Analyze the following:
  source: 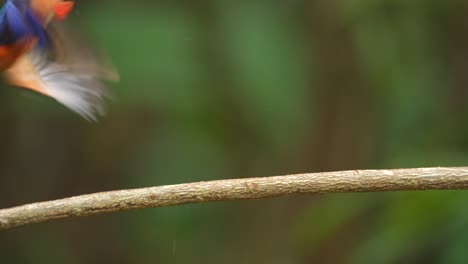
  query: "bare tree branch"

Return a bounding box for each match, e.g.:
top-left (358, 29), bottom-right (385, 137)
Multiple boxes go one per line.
top-left (1, 167), bottom-right (468, 231)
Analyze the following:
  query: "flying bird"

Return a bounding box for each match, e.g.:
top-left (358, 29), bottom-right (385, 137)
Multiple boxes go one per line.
top-left (0, 0), bottom-right (116, 120)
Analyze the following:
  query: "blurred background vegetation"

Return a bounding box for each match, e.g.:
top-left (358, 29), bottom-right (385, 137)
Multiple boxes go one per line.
top-left (2, 0), bottom-right (468, 263)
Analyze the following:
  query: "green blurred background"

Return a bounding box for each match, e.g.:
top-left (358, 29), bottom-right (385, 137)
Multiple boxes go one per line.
top-left (2, 0), bottom-right (468, 263)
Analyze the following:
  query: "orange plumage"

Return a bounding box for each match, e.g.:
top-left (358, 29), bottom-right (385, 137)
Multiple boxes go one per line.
top-left (31, 0), bottom-right (74, 21)
top-left (0, 39), bottom-right (34, 71)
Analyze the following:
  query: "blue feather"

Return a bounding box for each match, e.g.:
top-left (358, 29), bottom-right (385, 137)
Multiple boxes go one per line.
top-left (5, 1), bottom-right (29, 38)
top-left (0, 0), bottom-right (49, 47)
top-left (25, 8), bottom-right (48, 48)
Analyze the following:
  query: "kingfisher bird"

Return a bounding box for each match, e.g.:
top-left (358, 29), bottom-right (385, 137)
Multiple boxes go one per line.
top-left (0, 0), bottom-right (116, 120)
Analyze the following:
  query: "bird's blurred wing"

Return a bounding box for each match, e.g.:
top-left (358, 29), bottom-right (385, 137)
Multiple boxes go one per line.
top-left (5, 48), bottom-right (108, 121)
top-left (47, 23), bottom-right (119, 82)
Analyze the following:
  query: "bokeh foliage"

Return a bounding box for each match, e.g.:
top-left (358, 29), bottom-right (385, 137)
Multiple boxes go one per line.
top-left (1, 0), bottom-right (468, 263)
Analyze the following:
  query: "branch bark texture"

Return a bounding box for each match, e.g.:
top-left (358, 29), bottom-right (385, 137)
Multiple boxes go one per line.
top-left (1, 167), bottom-right (468, 231)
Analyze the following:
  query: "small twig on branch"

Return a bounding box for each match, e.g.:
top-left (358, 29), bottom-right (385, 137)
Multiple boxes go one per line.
top-left (1, 167), bottom-right (468, 231)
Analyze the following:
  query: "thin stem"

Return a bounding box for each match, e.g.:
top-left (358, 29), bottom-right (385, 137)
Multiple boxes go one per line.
top-left (1, 167), bottom-right (468, 231)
